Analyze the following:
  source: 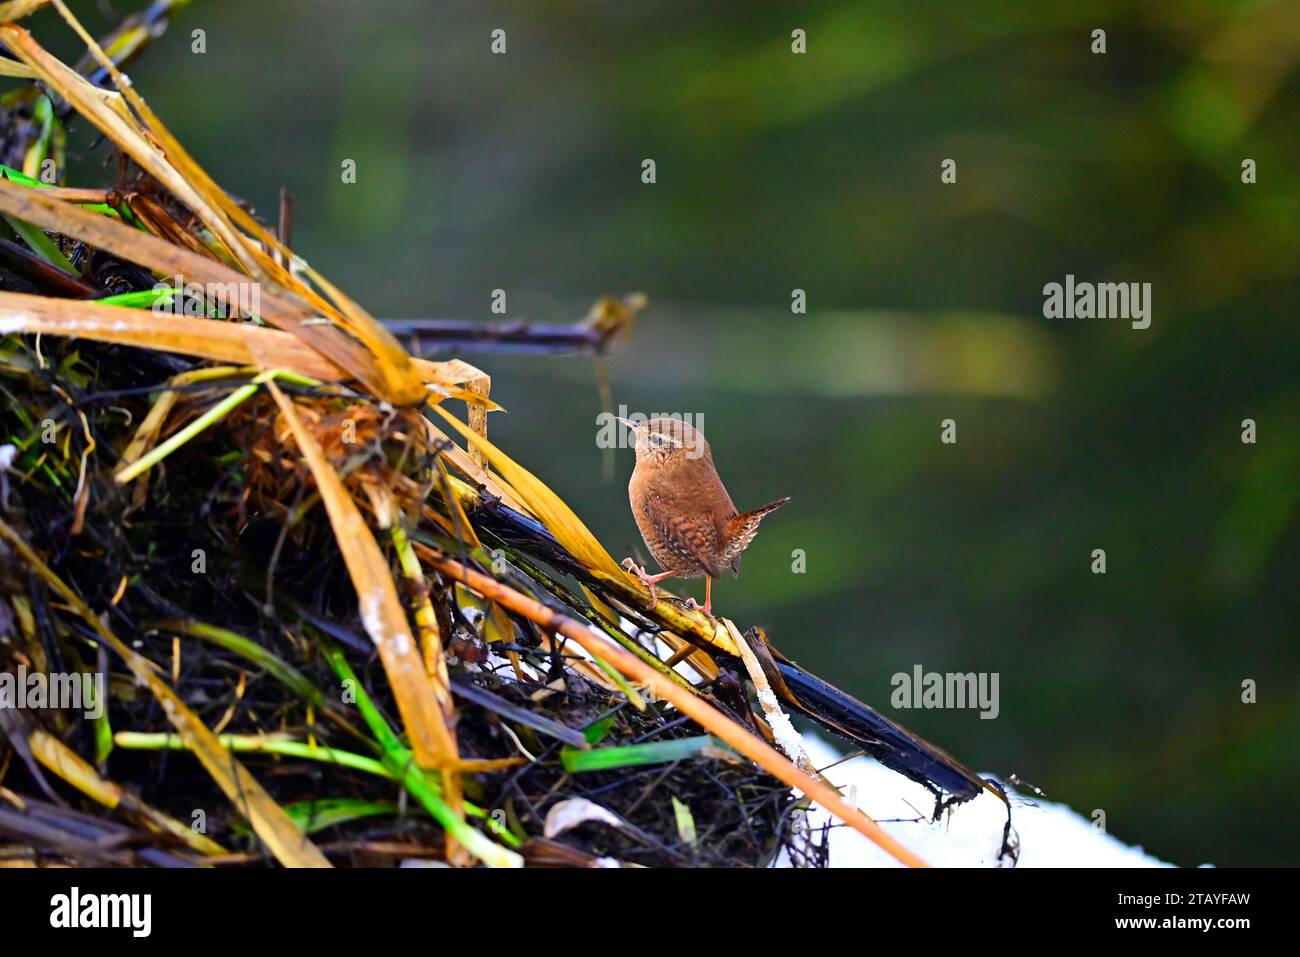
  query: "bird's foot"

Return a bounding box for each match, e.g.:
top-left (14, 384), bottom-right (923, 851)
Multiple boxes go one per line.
top-left (620, 558), bottom-right (660, 609)
top-left (684, 596), bottom-right (716, 621)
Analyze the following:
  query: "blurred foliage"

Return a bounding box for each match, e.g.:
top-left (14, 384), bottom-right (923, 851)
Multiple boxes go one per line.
top-left (35, 0), bottom-right (1300, 864)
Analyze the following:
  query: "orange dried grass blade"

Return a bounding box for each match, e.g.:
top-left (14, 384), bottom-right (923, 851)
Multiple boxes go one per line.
top-left (0, 179), bottom-right (410, 398)
top-left (0, 517), bottom-right (332, 868)
top-left (265, 381), bottom-right (459, 772)
top-left (0, 291), bottom-right (348, 381)
top-left (428, 553), bottom-right (931, 868)
top-left (0, 177), bottom-right (254, 293)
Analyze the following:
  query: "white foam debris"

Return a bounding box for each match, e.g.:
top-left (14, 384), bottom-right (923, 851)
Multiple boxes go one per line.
top-left (727, 620), bottom-right (815, 771)
top-left (753, 681), bottom-right (812, 769)
top-left (787, 733), bottom-right (1173, 868)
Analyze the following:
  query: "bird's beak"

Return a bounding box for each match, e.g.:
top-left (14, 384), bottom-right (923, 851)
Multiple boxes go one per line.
top-left (615, 417), bottom-right (640, 431)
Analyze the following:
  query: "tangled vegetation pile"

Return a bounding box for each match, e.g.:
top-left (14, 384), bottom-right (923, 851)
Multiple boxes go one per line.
top-left (0, 1), bottom-right (997, 869)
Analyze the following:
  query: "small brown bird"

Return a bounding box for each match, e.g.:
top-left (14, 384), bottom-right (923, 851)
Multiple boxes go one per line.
top-left (620, 416), bottom-right (789, 617)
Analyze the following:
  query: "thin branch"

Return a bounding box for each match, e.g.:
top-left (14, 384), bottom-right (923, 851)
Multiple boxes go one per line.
top-left (386, 293), bottom-right (646, 357)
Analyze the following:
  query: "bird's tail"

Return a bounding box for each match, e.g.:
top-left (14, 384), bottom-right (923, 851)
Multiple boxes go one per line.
top-left (723, 497), bottom-right (790, 573)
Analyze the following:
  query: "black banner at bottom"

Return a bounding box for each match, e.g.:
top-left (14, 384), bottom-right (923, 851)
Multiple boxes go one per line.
top-left (0, 865), bottom-right (1280, 943)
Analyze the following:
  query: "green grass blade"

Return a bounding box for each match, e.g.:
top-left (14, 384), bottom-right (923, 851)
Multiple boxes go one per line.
top-left (97, 287), bottom-right (174, 309)
top-left (157, 618), bottom-right (324, 707)
top-left (561, 735), bottom-right (736, 773)
top-left (280, 798), bottom-right (397, 835)
top-left (4, 213), bottom-right (77, 274)
top-left (320, 640), bottom-right (522, 866)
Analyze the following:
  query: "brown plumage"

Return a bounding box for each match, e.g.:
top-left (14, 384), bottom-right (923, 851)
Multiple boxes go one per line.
top-left (620, 416), bottom-right (789, 616)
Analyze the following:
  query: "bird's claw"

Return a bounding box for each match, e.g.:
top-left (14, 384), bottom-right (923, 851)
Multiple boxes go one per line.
top-left (684, 597), bottom-right (716, 621)
top-left (620, 558), bottom-right (659, 609)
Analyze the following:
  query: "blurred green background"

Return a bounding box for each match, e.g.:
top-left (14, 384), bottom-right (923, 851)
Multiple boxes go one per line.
top-left (48, 1), bottom-right (1300, 865)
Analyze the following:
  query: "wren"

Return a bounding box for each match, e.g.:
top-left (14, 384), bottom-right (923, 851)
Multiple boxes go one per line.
top-left (619, 416), bottom-right (789, 617)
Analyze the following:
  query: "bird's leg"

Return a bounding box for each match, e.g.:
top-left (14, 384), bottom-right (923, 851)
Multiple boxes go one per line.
top-left (685, 577), bottom-right (716, 620)
top-left (620, 558), bottom-right (673, 608)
